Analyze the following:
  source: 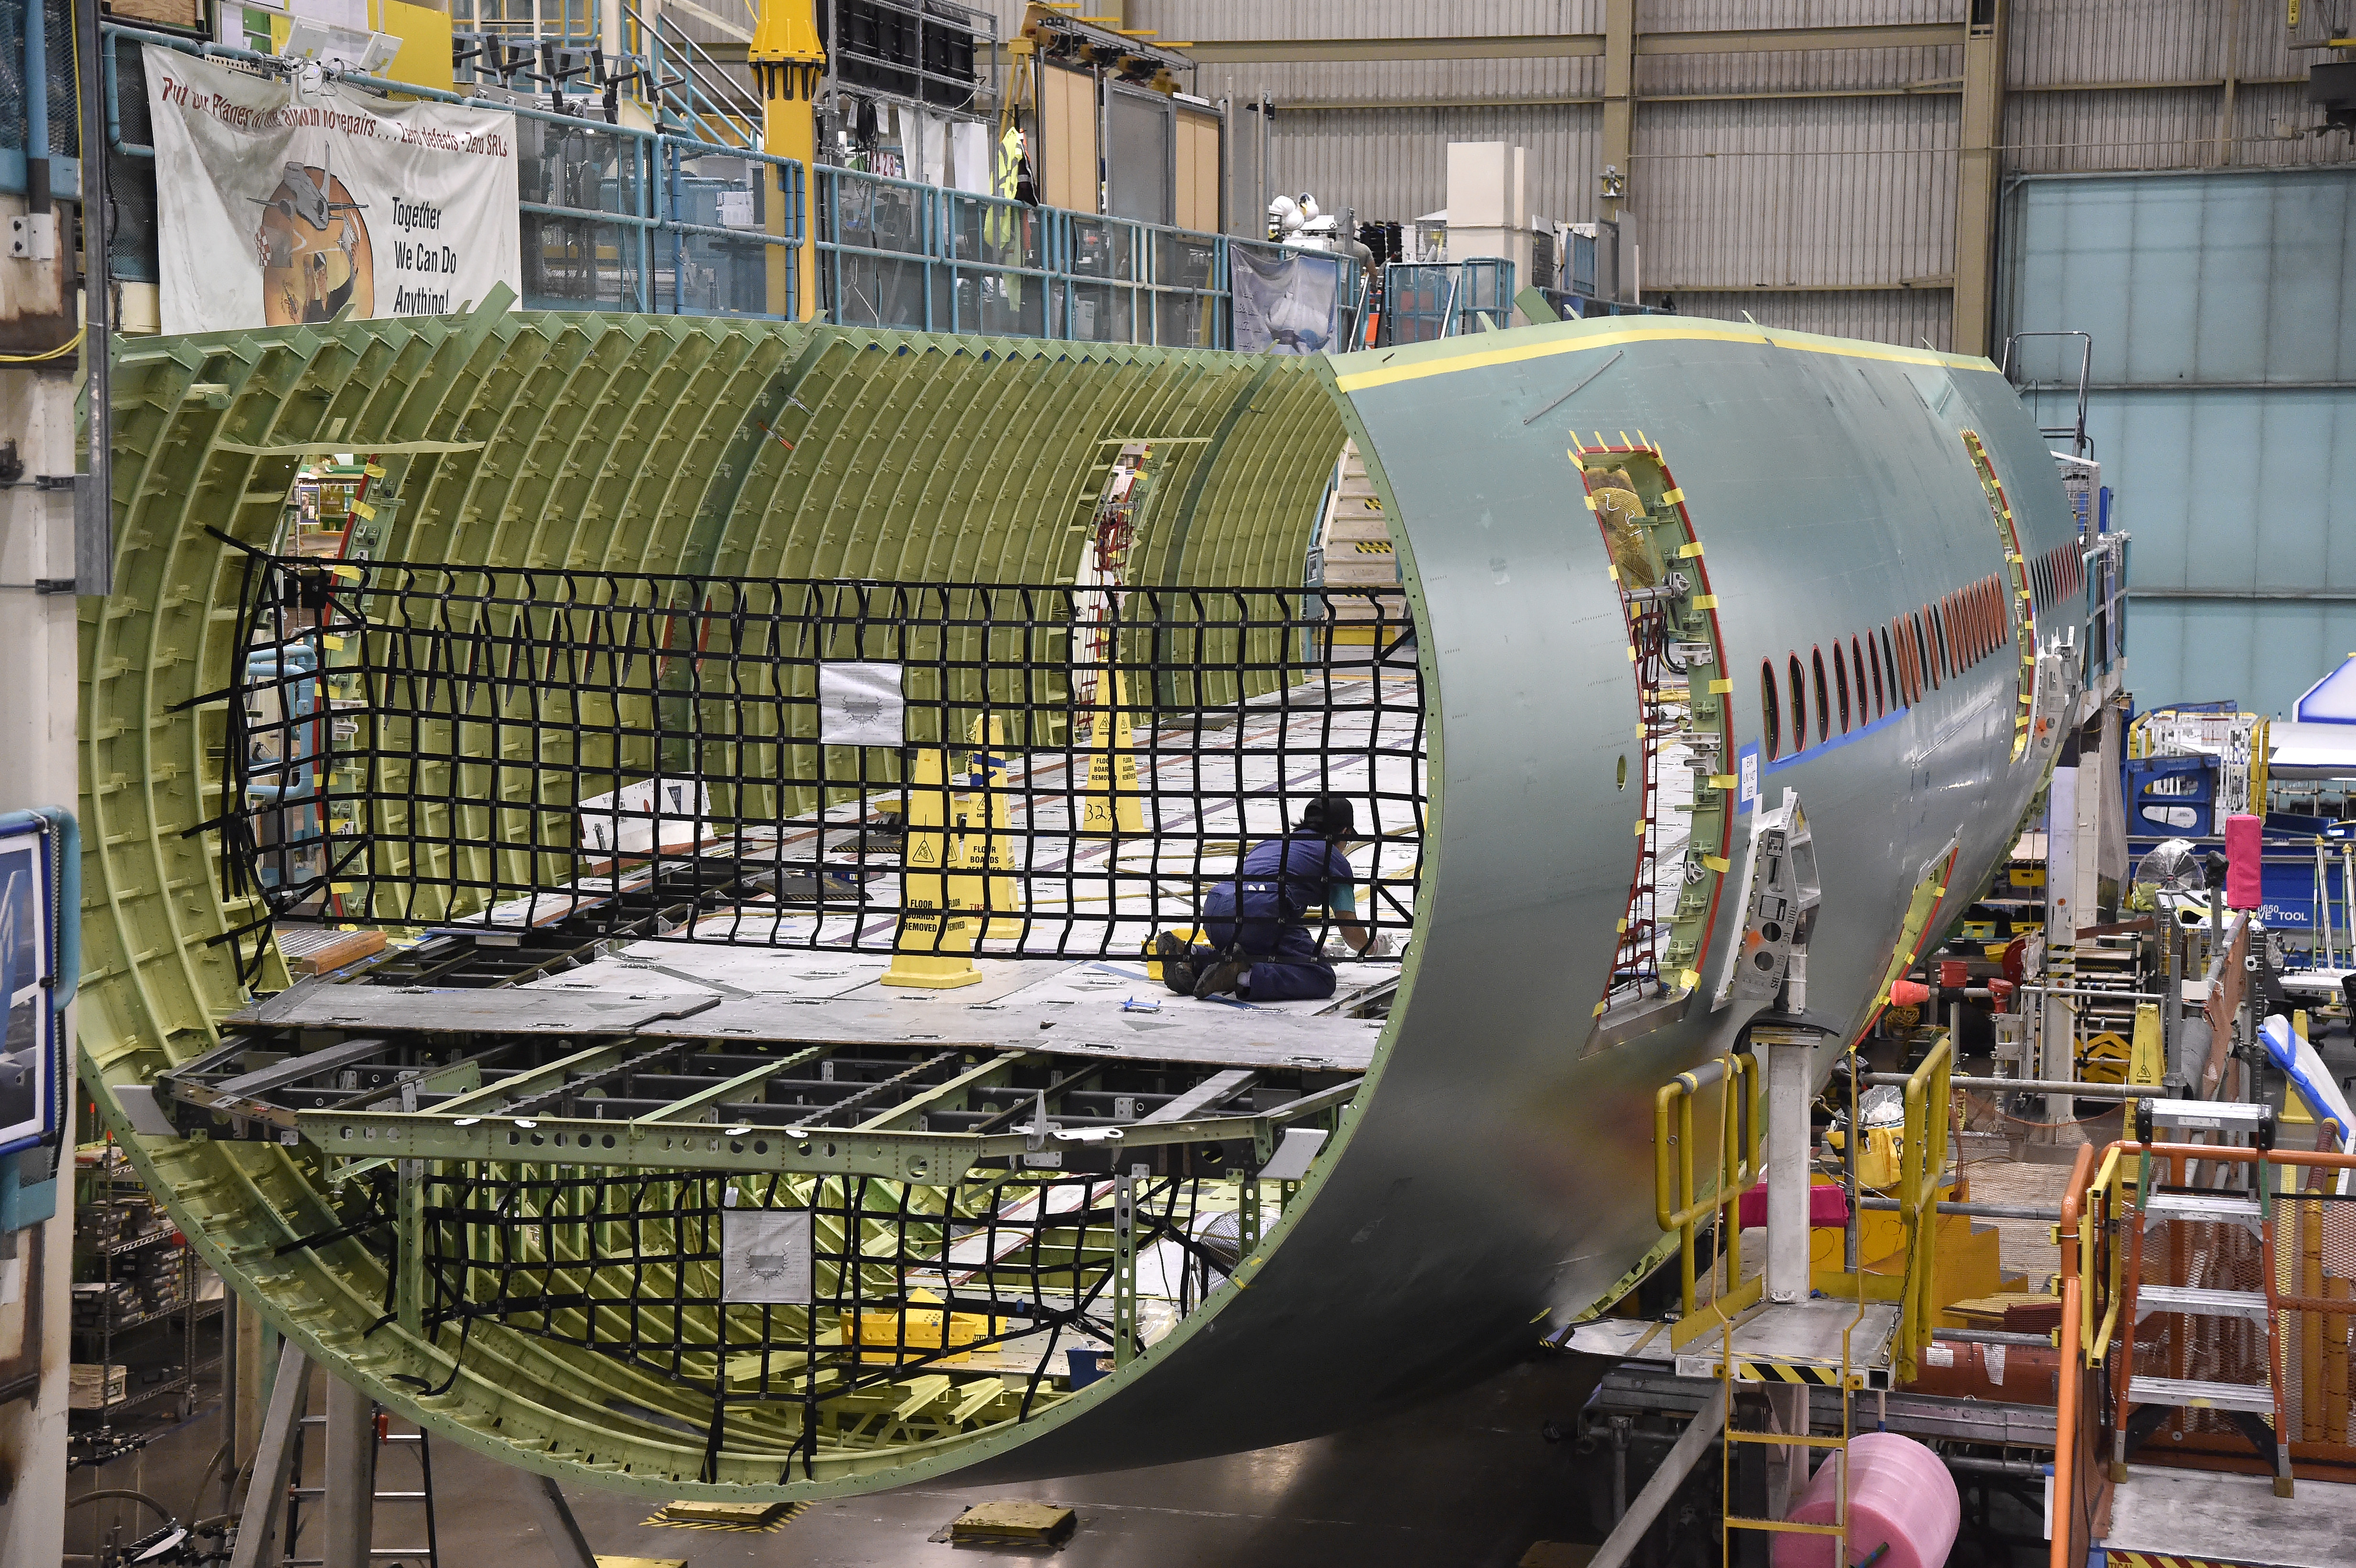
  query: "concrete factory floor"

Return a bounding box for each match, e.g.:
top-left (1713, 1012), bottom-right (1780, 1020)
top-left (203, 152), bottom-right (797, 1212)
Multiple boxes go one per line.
top-left (67, 1350), bottom-right (1617, 1567)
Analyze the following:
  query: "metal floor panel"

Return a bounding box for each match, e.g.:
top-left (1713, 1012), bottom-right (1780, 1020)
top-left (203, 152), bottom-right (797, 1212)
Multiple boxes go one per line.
top-left (234, 984), bottom-right (724, 1034)
top-left (651, 994), bottom-right (1386, 1071)
top-left (2102, 1467), bottom-right (2356, 1568)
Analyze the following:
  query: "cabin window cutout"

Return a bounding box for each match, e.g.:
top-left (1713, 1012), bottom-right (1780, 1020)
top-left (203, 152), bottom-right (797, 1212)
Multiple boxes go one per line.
top-left (1763, 661), bottom-right (1781, 760)
top-left (1833, 643), bottom-right (1851, 733)
top-left (1789, 654), bottom-right (1809, 751)
top-left (1959, 429), bottom-right (2039, 762)
top-left (1811, 648), bottom-right (1831, 742)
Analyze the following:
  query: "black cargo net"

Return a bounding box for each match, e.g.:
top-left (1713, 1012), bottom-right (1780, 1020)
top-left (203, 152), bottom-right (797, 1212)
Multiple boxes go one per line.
top-left (217, 552), bottom-right (1424, 982)
top-left (374, 1159), bottom-right (1265, 1480)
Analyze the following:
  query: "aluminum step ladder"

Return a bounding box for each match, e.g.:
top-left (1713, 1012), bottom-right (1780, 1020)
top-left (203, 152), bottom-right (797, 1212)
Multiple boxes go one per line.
top-left (2114, 1099), bottom-right (2293, 1496)
top-left (283, 1405), bottom-right (442, 1567)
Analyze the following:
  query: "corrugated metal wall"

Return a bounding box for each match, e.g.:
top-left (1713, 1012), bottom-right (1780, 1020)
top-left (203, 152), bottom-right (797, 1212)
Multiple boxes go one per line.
top-left (1113, 0), bottom-right (2354, 353)
top-left (2001, 167), bottom-right (2356, 716)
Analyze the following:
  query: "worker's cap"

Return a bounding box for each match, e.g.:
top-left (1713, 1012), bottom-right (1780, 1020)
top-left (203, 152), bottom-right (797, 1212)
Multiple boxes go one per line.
top-left (1298, 795), bottom-right (1355, 840)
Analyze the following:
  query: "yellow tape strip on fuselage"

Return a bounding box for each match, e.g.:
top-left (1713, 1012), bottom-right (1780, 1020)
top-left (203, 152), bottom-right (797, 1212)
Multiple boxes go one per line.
top-left (1333, 319), bottom-right (1990, 395)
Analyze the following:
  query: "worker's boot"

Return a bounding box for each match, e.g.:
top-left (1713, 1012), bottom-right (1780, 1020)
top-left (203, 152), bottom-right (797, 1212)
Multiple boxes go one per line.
top-left (1156, 933), bottom-right (1200, 995)
top-left (1190, 952), bottom-right (1248, 999)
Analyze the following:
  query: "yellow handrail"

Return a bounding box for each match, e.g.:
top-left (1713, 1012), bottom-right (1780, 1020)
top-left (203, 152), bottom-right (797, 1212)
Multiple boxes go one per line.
top-left (2084, 1143), bottom-right (2126, 1361)
top-left (2050, 1142), bottom-right (2099, 1568)
top-left (1652, 1053), bottom-right (1761, 1341)
top-left (1892, 1031), bottom-right (1952, 1381)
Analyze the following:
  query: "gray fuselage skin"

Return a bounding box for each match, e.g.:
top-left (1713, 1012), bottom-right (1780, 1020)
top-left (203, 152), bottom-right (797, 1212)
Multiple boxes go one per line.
top-left (966, 319), bottom-right (2073, 1480)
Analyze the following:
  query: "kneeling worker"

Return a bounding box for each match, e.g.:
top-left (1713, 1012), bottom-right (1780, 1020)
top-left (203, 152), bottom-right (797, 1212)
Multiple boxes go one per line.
top-left (1158, 795), bottom-right (1377, 1002)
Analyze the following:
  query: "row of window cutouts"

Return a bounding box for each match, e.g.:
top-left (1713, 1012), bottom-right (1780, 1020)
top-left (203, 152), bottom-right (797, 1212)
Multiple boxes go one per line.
top-left (1763, 557), bottom-right (2042, 762)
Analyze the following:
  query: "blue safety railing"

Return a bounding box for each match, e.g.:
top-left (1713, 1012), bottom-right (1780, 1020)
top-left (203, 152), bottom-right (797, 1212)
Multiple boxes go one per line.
top-left (1379, 260), bottom-right (1516, 345)
top-left (99, 21), bottom-right (801, 318)
top-left (817, 163), bottom-right (1239, 347)
top-left (92, 21), bottom-right (1351, 348)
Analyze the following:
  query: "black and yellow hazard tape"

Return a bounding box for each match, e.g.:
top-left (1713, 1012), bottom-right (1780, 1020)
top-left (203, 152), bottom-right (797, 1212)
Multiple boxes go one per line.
top-left (642, 1500), bottom-right (809, 1534)
top-left (1702, 1357), bottom-right (1880, 1389)
top-left (2106, 1553), bottom-right (2268, 1568)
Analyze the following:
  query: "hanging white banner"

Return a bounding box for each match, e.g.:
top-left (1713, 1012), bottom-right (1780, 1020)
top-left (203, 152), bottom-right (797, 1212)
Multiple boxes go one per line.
top-left (143, 45), bottom-right (521, 334)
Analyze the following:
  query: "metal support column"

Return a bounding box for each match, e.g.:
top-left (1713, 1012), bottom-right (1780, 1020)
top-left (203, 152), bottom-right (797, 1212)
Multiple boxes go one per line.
top-left (520, 1471), bottom-right (599, 1568)
top-left (322, 1374), bottom-right (377, 1568)
top-left (229, 1339), bottom-right (312, 1568)
top-left (1765, 1037), bottom-right (1812, 1305)
top-left (78, 0), bottom-right (115, 592)
top-left (1952, 0), bottom-right (2007, 356)
top-left (396, 1154), bottom-right (425, 1335)
top-left (1112, 1166), bottom-right (1138, 1365)
top-left (1590, 1383), bottom-right (1729, 1568)
top-left (1761, 1383), bottom-right (1809, 1521)
top-left (1601, 0), bottom-right (1634, 226)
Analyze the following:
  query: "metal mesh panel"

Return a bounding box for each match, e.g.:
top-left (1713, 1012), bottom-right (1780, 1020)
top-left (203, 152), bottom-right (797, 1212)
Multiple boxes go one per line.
top-left (223, 552), bottom-right (1426, 976)
top-left (105, 34), bottom-right (159, 283)
top-left (393, 1156), bottom-right (1255, 1480)
top-left (0, 0), bottom-right (24, 155)
top-left (2280, 1188), bottom-right (2355, 1448)
top-left (41, 0), bottom-right (69, 159)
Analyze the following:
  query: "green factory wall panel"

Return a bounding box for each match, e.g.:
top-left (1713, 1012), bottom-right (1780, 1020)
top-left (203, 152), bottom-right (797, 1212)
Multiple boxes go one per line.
top-left (2002, 165), bottom-right (2356, 715)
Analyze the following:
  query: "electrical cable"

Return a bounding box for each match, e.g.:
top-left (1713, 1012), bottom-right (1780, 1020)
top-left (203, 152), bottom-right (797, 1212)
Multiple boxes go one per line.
top-left (0, 328), bottom-right (85, 363)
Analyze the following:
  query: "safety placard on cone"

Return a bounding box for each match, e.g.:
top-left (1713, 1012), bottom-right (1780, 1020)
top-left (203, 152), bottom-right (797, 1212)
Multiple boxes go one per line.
top-left (143, 44), bottom-right (521, 334)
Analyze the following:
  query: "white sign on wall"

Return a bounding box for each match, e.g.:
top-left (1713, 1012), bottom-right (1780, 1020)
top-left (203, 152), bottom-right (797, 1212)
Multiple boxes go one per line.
top-left (143, 44), bottom-right (521, 334)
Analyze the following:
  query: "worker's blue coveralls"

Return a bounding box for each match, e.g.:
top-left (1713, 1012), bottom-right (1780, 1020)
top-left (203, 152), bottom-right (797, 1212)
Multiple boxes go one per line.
top-left (1200, 831), bottom-right (1356, 1002)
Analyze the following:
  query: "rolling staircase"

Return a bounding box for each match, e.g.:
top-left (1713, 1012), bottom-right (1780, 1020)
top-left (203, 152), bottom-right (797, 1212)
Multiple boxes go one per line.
top-left (1312, 443), bottom-right (1407, 656)
top-left (2113, 1099), bottom-right (2294, 1496)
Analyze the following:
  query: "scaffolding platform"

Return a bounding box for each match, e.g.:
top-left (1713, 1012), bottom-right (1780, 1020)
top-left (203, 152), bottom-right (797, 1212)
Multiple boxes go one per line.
top-left (1667, 1299), bottom-right (1903, 1390)
top-left (1567, 1301), bottom-right (1904, 1394)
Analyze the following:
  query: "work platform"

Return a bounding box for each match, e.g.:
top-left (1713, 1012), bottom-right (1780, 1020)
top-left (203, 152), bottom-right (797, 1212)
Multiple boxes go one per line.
top-left (1566, 1300), bottom-right (1906, 1391)
top-left (237, 951), bottom-right (1393, 1073)
top-left (2099, 1467), bottom-right (2356, 1568)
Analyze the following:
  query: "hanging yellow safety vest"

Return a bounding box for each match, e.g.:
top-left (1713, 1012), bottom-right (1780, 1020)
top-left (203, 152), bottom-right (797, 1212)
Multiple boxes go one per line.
top-left (985, 125), bottom-right (1024, 310)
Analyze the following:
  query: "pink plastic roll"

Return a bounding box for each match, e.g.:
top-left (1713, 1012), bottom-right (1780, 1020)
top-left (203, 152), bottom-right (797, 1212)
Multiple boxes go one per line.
top-left (1770, 1431), bottom-right (1958, 1568)
top-left (2224, 813), bottom-right (2262, 911)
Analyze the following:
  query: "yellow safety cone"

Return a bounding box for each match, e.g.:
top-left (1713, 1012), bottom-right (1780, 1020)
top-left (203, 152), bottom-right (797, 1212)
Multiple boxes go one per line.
top-left (2127, 1002), bottom-right (2164, 1086)
top-left (1079, 669), bottom-right (1144, 838)
top-left (883, 746), bottom-right (983, 989)
top-left (956, 713), bottom-right (1025, 939)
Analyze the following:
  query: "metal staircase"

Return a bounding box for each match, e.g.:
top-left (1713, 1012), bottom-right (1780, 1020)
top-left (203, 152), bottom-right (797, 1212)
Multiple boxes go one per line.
top-left (628, 2), bottom-right (763, 150)
top-left (2113, 1099), bottom-right (2294, 1496)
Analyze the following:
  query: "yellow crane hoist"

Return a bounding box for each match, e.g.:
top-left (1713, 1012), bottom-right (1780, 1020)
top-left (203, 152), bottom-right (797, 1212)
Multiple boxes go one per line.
top-left (750, 0), bottom-right (824, 320)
